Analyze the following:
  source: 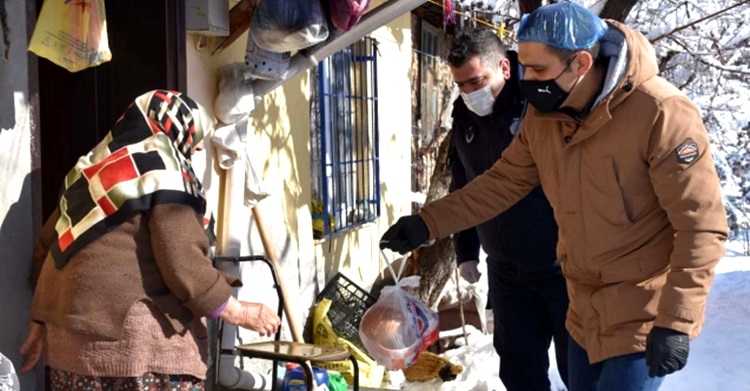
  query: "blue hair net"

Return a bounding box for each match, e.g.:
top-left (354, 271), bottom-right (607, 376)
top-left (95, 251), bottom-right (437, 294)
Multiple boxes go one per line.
top-left (517, 2), bottom-right (608, 51)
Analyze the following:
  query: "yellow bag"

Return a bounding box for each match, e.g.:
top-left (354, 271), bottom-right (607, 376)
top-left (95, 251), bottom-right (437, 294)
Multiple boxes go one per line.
top-left (312, 298), bottom-right (385, 388)
top-left (28, 0), bottom-right (111, 72)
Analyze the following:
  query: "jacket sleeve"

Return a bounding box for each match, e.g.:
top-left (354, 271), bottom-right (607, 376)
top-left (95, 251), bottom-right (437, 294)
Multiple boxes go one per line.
top-left (149, 203), bottom-right (239, 318)
top-left (449, 133), bottom-right (480, 264)
top-left (30, 208), bottom-right (60, 286)
top-left (647, 95), bottom-right (728, 335)
top-left (421, 120), bottom-right (540, 240)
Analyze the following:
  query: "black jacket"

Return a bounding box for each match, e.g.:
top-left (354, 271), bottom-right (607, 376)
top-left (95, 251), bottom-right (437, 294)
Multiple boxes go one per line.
top-left (449, 52), bottom-right (559, 274)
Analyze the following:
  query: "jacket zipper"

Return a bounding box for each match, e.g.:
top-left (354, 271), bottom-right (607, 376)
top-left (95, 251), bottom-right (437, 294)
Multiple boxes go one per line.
top-left (564, 123), bottom-right (581, 144)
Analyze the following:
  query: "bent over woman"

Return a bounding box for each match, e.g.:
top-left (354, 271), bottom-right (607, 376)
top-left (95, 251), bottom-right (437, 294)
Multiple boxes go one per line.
top-left (20, 90), bottom-right (280, 390)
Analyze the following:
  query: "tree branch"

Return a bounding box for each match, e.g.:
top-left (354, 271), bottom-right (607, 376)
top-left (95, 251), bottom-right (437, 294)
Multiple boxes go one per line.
top-left (696, 58), bottom-right (750, 75)
top-left (667, 36), bottom-right (750, 75)
top-left (658, 49), bottom-right (678, 72)
top-left (650, 0), bottom-right (750, 43)
top-left (677, 72), bottom-right (696, 90)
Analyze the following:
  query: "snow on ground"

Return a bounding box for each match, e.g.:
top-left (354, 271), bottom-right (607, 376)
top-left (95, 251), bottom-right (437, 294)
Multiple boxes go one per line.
top-left (390, 240), bottom-right (750, 390)
top-left (663, 239), bottom-right (750, 391)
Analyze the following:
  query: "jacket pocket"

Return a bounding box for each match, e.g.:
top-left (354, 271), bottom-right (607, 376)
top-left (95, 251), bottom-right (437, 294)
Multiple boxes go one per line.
top-left (591, 270), bottom-right (665, 335)
top-left (598, 244), bottom-right (671, 284)
top-left (592, 249), bottom-right (670, 334)
top-left (585, 157), bottom-right (632, 227)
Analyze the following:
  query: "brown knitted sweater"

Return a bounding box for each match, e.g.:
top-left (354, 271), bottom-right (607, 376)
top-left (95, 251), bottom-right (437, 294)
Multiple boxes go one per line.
top-left (30, 203), bottom-right (240, 378)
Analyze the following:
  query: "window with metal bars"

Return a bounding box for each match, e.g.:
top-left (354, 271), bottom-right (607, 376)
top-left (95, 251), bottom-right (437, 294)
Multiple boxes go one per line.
top-left (310, 37), bottom-right (380, 239)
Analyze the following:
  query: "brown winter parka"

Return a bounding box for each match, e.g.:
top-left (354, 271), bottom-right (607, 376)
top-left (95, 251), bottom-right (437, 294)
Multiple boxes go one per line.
top-left (419, 20), bottom-right (728, 363)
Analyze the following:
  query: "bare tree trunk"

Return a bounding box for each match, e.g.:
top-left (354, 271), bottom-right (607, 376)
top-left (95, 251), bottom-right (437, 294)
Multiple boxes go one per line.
top-left (402, 133), bottom-right (456, 307)
top-left (422, 133), bottom-right (453, 205)
top-left (519, 0), bottom-right (640, 21)
top-left (599, 0), bottom-right (640, 22)
top-left (518, 0), bottom-right (543, 15)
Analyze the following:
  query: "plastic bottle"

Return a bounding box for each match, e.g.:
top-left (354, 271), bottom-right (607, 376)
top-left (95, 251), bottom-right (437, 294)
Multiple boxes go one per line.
top-left (281, 364), bottom-right (330, 391)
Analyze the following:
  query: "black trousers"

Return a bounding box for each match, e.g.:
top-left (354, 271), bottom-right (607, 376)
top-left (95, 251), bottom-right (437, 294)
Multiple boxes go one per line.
top-left (487, 260), bottom-right (570, 391)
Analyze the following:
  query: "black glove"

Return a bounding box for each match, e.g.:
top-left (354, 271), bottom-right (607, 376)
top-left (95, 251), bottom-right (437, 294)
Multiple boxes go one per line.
top-left (379, 215), bottom-right (430, 254)
top-left (645, 326), bottom-right (689, 378)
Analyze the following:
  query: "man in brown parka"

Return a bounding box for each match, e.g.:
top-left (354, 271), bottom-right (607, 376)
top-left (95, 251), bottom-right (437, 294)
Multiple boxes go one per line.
top-left (380, 3), bottom-right (728, 390)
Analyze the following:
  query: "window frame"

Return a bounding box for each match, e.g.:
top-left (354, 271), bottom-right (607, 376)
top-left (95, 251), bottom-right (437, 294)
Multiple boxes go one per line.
top-left (311, 37), bottom-right (381, 238)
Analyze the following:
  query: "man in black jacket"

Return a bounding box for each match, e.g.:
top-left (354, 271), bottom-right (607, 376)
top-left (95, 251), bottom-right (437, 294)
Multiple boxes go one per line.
top-left (447, 28), bottom-right (569, 390)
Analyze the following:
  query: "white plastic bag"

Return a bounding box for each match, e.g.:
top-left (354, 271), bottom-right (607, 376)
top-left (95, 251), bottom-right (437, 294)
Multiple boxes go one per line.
top-left (214, 63), bottom-right (256, 125)
top-left (359, 275), bottom-right (440, 370)
top-left (250, 0), bottom-right (329, 52)
top-left (244, 33), bottom-right (291, 81)
top-left (0, 352), bottom-right (20, 391)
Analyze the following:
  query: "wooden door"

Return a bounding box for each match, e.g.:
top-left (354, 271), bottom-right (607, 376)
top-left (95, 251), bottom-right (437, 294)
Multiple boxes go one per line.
top-left (37, 0), bottom-right (186, 218)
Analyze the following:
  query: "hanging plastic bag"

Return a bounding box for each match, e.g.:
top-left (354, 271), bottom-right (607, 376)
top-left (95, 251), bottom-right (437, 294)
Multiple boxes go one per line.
top-left (359, 252), bottom-right (439, 370)
top-left (0, 352), bottom-right (20, 391)
top-left (244, 33), bottom-right (291, 81)
top-left (214, 63), bottom-right (256, 125)
top-left (359, 276), bottom-right (440, 370)
top-left (250, 0), bottom-right (329, 52)
top-left (28, 0), bottom-right (111, 73)
top-left (327, 0), bottom-right (371, 32)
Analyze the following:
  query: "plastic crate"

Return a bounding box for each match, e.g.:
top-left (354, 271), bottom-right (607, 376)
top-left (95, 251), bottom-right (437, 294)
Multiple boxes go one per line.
top-left (315, 272), bottom-right (377, 351)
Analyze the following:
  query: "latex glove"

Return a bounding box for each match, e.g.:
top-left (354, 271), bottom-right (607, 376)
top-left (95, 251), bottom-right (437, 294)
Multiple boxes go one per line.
top-left (458, 261), bottom-right (481, 283)
top-left (379, 215), bottom-right (430, 254)
top-left (220, 297), bottom-right (282, 337)
top-left (20, 322), bottom-right (45, 373)
top-left (646, 326), bottom-right (689, 377)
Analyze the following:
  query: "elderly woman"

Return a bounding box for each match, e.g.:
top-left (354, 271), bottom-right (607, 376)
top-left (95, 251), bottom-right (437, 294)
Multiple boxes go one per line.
top-left (20, 90), bottom-right (280, 390)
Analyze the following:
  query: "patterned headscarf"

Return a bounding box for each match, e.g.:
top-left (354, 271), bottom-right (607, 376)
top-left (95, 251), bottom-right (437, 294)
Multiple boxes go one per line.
top-left (50, 90), bottom-right (216, 269)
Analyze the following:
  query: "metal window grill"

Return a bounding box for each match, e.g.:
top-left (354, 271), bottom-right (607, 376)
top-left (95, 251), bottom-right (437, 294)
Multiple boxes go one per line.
top-left (311, 37), bottom-right (380, 238)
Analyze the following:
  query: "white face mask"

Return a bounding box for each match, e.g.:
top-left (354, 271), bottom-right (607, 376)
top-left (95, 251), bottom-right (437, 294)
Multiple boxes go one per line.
top-left (460, 84), bottom-right (495, 117)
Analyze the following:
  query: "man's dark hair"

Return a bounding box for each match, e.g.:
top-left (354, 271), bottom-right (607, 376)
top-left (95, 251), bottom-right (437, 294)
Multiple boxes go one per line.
top-left (448, 28), bottom-right (507, 69)
top-left (546, 42), bottom-right (601, 64)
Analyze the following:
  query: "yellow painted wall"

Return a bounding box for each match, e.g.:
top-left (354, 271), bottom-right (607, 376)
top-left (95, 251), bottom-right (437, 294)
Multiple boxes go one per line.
top-left (185, 0), bottom-right (414, 308)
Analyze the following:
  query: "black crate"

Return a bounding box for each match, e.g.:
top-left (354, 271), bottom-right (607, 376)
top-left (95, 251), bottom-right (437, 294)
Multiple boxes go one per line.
top-left (315, 272), bottom-right (377, 351)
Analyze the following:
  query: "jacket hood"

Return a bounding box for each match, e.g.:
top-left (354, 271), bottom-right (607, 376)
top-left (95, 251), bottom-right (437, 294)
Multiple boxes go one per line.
top-left (594, 20), bottom-right (660, 109)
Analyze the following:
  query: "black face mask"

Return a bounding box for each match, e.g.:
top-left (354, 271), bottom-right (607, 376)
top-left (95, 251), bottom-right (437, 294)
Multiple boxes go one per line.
top-left (519, 57), bottom-right (576, 113)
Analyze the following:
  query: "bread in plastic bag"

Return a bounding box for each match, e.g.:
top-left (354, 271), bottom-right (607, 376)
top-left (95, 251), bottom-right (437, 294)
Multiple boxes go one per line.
top-left (358, 276), bottom-right (439, 370)
top-left (28, 0), bottom-right (111, 73)
top-left (250, 0), bottom-right (329, 52)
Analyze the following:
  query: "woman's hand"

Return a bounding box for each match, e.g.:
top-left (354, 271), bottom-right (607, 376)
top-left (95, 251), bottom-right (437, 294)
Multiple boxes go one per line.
top-left (220, 297), bottom-right (281, 337)
top-left (19, 322), bottom-right (44, 373)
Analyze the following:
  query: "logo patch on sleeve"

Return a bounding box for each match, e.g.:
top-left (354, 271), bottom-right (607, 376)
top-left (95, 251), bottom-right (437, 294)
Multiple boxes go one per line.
top-left (675, 140), bottom-right (699, 164)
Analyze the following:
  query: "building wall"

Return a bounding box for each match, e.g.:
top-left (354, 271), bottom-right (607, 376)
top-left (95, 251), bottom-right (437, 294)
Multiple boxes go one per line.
top-left (185, 0), bottom-right (414, 336)
top-left (0, 0), bottom-right (44, 389)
